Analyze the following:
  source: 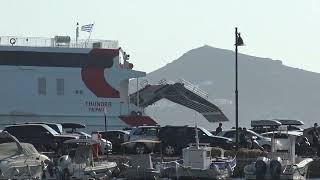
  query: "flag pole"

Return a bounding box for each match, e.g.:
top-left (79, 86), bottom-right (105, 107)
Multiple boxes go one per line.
top-left (85, 22), bottom-right (95, 48)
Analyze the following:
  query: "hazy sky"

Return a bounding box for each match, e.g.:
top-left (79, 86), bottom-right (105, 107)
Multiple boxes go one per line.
top-left (1, 0), bottom-right (320, 73)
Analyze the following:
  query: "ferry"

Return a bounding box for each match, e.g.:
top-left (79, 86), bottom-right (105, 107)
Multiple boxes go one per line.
top-left (0, 36), bottom-right (156, 130)
top-left (0, 35), bottom-right (228, 131)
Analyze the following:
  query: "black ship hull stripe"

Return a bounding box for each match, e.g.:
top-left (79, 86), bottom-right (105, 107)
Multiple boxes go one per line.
top-left (0, 50), bottom-right (115, 68)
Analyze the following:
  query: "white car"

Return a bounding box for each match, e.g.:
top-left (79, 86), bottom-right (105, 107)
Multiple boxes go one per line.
top-left (126, 126), bottom-right (160, 154)
top-left (217, 129), bottom-right (271, 151)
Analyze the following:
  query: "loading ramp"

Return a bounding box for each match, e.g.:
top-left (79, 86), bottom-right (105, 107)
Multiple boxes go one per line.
top-left (130, 79), bottom-right (229, 123)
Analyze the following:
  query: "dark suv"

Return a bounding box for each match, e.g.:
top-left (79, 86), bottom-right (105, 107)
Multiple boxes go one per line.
top-left (4, 124), bottom-right (77, 153)
top-left (158, 125), bottom-right (235, 156)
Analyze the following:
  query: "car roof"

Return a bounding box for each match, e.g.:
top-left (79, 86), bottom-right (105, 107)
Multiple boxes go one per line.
top-left (221, 129), bottom-right (253, 132)
top-left (5, 123), bottom-right (56, 132)
top-left (134, 125), bottom-right (160, 128)
top-left (108, 130), bottom-right (130, 133)
top-left (7, 123), bottom-right (50, 128)
top-left (161, 125), bottom-right (207, 129)
top-left (220, 129), bottom-right (262, 135)
top-left (92, 130), bottom-right (130, 134)
top-left (16, 122), bottom-right (61, 126)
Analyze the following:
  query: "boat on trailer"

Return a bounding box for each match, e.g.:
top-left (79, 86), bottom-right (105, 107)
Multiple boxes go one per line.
top-left (160, 126), bottom-right (236, 179)
top-left (244, 126), bottom-right (313, 180)
top-left (120, 140), bottom-right (162, 179)
top-left (44, 138), bottom-right (118, 180)
top-left (0, 131), bottom-right (50, 179)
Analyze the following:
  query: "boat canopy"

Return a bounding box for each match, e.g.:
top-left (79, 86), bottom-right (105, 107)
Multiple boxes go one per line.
top-left (274, 119), bottom-right (304, 126)
top-left (61, 123), bottom-right (86, 129)
top-left (251, 120), bottom-right (282, 127)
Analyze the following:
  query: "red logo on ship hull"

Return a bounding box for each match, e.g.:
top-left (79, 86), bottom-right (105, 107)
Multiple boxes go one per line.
top-left (81, 49), bottom-right (120, 98)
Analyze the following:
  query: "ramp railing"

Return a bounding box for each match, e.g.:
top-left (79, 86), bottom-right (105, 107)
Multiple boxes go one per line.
top-left (177, 79), bottom-right (209, 99)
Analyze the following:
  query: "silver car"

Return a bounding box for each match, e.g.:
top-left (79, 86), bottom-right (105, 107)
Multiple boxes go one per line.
top-left (126, 126), bottom-right (160, 154)
top-left (217, 129), bottom-right (271, 151)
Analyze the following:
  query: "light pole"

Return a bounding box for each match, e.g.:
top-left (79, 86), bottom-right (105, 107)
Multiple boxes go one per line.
top-left (235, 27), bottom-right (244, 150)
top-left (104, 107), bottom-right (108, 132)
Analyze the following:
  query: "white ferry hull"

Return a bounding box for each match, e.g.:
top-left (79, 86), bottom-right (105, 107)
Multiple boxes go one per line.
top-left (0, 41), bottom-right (157, 130)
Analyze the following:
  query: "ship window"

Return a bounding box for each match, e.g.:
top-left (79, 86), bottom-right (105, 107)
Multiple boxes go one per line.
top-left (56, 78), bottom-right (64, 96)
top-left (38, 77), bottom-right (46, 95)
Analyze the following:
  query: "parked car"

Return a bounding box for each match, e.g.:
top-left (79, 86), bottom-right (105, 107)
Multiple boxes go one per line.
top-left (17, 122), bottom-right (63, 134)
top-left (217, 129), bottom-right (271, 151)
top-left (126, 125), bottom-right (160, 154)
top-left (20, 122), bottom-right (91, 139)
top-left (93, 130), bottom-right (130, 153)
top-left (158, 125), bottom-right (235, 156)
top-left (3, 124), bottom-right (77, 153)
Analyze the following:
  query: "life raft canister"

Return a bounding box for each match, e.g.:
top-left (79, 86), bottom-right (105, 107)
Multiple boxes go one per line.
top-left (10, 38), bottom-right (16, 45)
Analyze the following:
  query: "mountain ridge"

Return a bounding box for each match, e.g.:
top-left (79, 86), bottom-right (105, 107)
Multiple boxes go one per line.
top-left (131, 45), bottom-right (320, 130)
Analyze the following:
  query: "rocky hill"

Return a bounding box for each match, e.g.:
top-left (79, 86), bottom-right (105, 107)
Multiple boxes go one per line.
top-left (130, 45), bottom-right (320, 130)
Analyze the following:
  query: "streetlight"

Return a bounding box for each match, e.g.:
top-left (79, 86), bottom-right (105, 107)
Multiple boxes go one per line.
top-left (235, 27), bottom-right (244, 150)
top-left (104, 107), bottom-right (108, 132)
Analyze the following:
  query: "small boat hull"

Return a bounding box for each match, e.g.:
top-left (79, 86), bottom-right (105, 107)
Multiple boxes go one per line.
top-left (161, 157), bottom-right (236, 179)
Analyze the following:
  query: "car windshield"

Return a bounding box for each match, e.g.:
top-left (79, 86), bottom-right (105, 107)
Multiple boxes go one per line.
top-left (216, 131), bottom-right (223, 136)
top-left (199, 127), bottom-right (214, 136)
top-left (247, 130), bottom-right (264, 138)
top-left (83, 132), bottom-right (91, 137)
top-left (47, 124), bottom-right (63, 134)
top-left (45, 126), bottom-right (59, 135)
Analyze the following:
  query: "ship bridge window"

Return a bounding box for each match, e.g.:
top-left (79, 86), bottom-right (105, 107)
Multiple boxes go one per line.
top-left (38, 77), bottom-right (46, 95)
top-left (56, 78), bottom-right (64, 96)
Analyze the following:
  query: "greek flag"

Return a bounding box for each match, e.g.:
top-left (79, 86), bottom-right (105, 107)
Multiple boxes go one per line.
top-left (81, 24), bottom-right (94, 32)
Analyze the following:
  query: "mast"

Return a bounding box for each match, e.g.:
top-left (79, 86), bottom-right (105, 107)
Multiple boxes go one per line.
top-left (195, 124), bottom-right (199, 149)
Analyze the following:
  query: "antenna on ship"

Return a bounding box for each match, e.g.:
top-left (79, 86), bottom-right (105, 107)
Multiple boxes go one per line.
top-left (76, 22), bottom-right (79, 46)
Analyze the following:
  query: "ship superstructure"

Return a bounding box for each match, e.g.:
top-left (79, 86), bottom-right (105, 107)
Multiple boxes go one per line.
top-left (0, 36), bottom-right (156, 130)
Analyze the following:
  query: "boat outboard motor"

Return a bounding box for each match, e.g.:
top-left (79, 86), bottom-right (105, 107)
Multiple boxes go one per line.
top-left (255, 157), bottom-right (268, 180)
top-left (270, 157), bottom-right (282, 180)
top-left (226, 163), bottom-right (233, 176)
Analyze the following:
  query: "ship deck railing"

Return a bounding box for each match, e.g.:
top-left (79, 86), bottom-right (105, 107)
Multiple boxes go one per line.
top-left (0, 36), bottom-right (118, 49)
